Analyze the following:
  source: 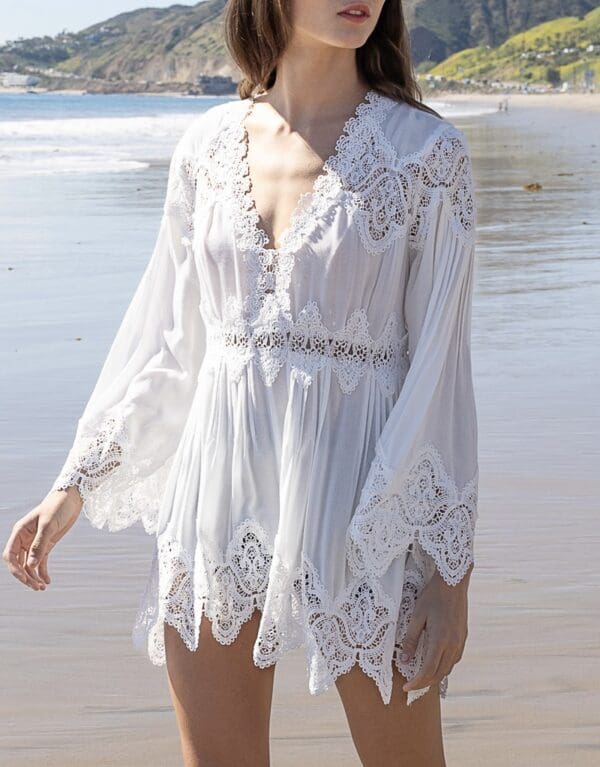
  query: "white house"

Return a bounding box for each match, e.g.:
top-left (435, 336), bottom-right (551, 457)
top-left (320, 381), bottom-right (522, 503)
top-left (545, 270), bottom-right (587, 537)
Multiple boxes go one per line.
top-left (1, 72), bottom-right (41, 87)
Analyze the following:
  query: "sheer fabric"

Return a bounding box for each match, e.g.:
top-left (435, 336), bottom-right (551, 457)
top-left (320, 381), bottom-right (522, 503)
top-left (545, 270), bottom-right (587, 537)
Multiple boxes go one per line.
top-left (51, 89), bottom-right (479, 705)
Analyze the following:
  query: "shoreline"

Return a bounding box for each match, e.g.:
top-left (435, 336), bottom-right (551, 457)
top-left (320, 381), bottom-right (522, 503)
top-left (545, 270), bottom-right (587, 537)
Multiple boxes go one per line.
top-left (1, 86), bottom-right (599, 112)
top-left (426, 90), bottom-right (600, 113)
top-left (0, 86), bottom-right (232, 98)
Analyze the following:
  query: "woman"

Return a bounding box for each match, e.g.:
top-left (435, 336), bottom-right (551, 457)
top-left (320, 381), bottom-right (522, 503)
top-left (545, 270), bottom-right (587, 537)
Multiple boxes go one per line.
top-left (3, 1), bottom-right (479, 765)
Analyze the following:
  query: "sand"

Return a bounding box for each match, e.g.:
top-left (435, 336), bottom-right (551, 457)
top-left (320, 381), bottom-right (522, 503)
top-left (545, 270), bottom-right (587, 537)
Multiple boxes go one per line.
top-left (1, 92), bottom-right (599, 766)
top-left (430, 90), bottom-right (600, 113)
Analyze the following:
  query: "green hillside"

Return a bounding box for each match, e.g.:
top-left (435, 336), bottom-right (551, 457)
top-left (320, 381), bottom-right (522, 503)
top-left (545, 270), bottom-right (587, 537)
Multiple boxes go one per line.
top-left (406, 0), bottom-right (598, 64)
top-left (0, 0), bottom-right (234, 93)
top-left (427, 7), bottom-right (600, 86)
top-left (55, 0), bottom-right (230, 81)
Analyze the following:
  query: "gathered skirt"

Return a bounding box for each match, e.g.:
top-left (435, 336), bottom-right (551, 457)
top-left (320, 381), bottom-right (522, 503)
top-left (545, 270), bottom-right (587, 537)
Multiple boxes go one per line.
top-left (130, 351), bottom-right (448, 706)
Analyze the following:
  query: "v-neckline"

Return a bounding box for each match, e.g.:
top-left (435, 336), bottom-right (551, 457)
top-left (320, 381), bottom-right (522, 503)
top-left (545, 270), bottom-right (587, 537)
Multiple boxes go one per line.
top-left (236, 87), bottom-right (382, 255)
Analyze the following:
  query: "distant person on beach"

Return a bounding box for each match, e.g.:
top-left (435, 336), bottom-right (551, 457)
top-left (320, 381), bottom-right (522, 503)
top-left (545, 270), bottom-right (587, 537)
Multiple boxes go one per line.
top-left (3, 1), bottom-right (479, 765)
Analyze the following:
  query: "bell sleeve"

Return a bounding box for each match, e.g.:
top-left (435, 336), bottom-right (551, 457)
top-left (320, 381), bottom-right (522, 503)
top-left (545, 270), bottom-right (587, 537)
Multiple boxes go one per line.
top-left (49, 122), bottom-right (204, 535)
top-left (347, 124), bottom-right (479, 589)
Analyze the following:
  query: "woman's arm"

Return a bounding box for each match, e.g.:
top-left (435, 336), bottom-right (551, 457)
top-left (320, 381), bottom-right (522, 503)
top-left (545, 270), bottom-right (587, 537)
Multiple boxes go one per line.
top-left (48, 121), bottom-right (204, 534)
top-left (347, 122), bottom-right (479, 698)
top-left (3, 117), bottom-right (206, 588)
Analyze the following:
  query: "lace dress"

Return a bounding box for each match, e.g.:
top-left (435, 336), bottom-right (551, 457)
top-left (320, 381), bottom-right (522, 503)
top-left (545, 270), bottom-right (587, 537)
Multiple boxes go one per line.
top-left (51, 88), bottom-right (479, 706)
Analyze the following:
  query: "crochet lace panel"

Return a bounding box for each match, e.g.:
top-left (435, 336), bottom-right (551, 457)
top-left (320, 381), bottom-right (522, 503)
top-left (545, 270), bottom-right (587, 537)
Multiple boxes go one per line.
top-left (164, 140), bottom-right (197, 242)
top-left (131, 512), bottom-right (450, 708)
top-left (205, 296), bottom-right (410, 396)
top-left (406, 124), bottom-right (476, 253)
top-left (196, 92), bottom-right (475, 322)
top-left (193, 92), bottom-right (474, 393)
top-left (347, 442), bottom-right (478, 587)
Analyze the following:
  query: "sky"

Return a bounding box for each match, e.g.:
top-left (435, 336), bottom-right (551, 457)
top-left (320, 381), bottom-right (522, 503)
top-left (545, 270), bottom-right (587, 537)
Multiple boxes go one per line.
top-left (0, 1), bottom-right (200, 45)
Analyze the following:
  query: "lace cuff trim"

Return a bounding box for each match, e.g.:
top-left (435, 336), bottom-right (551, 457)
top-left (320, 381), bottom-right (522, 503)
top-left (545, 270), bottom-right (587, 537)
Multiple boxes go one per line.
top-left (50, 409), bottom-right (168, 534)
top-left (346, 442), bottom-right (478, 587)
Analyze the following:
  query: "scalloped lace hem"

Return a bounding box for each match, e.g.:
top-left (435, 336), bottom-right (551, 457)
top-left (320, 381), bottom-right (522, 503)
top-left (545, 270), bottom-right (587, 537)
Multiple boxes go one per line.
top-left (131, 517), bottom-right (450, 707)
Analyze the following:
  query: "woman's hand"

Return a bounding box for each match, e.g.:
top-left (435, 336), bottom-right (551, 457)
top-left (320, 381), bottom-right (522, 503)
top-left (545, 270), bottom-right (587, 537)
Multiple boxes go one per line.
top-left (399, 564), bottom-right (473, 693)
top-left (2, 487), bottom-right (83, 591)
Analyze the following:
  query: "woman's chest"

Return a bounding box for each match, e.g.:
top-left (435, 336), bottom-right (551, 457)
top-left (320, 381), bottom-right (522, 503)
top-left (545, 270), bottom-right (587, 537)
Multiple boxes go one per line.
top-left (192, 97), bottom-right (419, 267)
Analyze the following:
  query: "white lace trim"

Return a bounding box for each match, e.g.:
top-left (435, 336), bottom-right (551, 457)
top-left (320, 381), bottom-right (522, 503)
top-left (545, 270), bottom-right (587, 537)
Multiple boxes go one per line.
top-left (195, 93), bottom-right (475, 325)
top-left (407, 123), bottom-right (476, 253)
top-left (204, 296), bottom-right (410, 395)
top-left (199, 89), bottom-right (396, 327)
top-left (131, 516), bottom-right (449, 707)
top-left (166, 95), bottom-right (475, 402)
top-left (347, 442), bottom-right (478, 587)
top-left (164, 139), bottom-right (198, 242)
top-left (339, 119), bottom-right (476, 258)
top-left (50, 408), bottom-right (167, 534)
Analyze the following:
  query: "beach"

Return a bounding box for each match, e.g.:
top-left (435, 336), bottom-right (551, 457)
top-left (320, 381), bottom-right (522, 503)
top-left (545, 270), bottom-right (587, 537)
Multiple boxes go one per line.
top-left (432, 90), bottom-right (600, 113)
top-left (1, 91), bottom-right (599, 766)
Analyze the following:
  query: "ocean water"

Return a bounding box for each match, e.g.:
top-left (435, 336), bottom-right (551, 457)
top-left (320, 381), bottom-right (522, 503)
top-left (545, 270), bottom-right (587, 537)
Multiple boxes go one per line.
top-left (0, 91), bottom-right (596, 475)
top-left (1, 91), bottom-right (599, 765)
top-left (0, 91), bottom-right (496, 176)
top-left (0, 92), bottom-right (227, 175)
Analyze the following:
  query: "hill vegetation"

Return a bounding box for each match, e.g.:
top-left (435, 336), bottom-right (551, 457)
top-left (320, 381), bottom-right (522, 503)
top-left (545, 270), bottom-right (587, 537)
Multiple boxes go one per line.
top-left (407, 0), bottom-right (598, 64)
top-left (0, 0), bottom-right (233, 93)
top-left (1, 1), bottom-right (598, 92)
top-left (427, 7), bottom-right (600, 88)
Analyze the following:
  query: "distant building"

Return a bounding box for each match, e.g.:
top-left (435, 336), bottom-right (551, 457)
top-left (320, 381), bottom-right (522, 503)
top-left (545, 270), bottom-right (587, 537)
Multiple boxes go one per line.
top-left (1, 72), bottom-right (41, 87)
top-left (196, 74), bottom-right (237, 95)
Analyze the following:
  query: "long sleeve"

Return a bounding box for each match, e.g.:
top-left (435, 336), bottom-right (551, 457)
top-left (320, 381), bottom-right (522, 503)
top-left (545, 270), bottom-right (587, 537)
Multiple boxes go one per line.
top-left (50, 122), bottom-right (204, 535)
top-left (347, 124), bottom-right (479, 588)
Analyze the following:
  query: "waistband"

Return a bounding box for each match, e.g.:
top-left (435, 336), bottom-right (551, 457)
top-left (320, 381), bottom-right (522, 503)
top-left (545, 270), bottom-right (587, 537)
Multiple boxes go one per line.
top-left (203, 305), bottom-right (410, 397)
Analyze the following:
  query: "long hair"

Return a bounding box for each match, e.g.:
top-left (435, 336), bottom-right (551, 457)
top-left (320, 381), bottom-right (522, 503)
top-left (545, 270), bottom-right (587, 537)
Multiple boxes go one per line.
top-left (223, 0), bottom-right (441, 118)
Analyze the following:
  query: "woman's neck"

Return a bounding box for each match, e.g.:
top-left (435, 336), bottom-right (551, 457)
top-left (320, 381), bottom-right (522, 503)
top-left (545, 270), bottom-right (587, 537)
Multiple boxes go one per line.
top-left (259, 42), bottom-right (369, 126)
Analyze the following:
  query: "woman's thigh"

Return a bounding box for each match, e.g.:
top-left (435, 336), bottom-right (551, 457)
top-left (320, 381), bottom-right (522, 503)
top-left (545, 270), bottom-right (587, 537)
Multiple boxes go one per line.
top-left (164, 608), bottom-right (276, 767)
top-left (335, 665), bottom-right (446, 767)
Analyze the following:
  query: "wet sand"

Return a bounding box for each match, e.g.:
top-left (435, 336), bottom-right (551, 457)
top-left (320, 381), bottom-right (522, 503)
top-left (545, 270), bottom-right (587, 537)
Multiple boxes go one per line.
top-left (431, 90), bottom-right (600, 114)
top-left (1, 96), bottom-right (599, 765)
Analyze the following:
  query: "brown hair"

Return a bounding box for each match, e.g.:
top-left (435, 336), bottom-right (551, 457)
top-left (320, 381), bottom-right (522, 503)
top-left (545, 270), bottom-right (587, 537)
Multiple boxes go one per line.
top-left (223, 0), bottom-right (441, 118)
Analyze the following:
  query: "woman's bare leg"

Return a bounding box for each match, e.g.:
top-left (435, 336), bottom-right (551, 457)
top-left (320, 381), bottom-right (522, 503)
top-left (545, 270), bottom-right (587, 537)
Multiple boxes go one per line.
top-left (335, 665), bottom-right (446, 767)
top-left (164, 608), bottom-right (276, 767)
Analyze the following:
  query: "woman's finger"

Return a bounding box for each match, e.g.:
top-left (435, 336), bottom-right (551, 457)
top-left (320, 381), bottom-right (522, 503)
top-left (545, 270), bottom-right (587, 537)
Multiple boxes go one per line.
top-left (15, 537), bottom-right (46, 587)
top-left (430, 646), bottom-right (458, 687)
top-left (3, 517), bottom-right (32, 572)
top-left (6, 549), bottom-right (42, 590)
top-left (4, 549), bottom-right (27, 584)
top-left (23, 541), bottom-right (49, 586)
top-left (402, 631), bottom-right (444, 692)
top-left (27, 520), bottom-right (53, 570)
top-left (23, 557), bottom-right (46, 587)
top-left (20, 544), bottom-right (46, 589)
top-left (400, 606), bottom-right (427, 661)
top-left (37, 552), bottom-right (52, 585)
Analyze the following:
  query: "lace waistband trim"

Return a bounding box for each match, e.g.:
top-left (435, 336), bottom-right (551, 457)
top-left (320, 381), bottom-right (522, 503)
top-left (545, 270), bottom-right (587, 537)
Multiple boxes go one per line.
top-left (203, 299), bottom-right (409, 396)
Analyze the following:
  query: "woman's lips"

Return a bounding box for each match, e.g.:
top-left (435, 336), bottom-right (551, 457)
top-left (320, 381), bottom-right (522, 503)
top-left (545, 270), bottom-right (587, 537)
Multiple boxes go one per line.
top-left (337, 5), bottom-right (370, 24)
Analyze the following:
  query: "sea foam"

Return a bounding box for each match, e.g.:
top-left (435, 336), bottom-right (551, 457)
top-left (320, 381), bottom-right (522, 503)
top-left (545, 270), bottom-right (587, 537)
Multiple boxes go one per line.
top-left (0, 112), bottom-right (198, 177)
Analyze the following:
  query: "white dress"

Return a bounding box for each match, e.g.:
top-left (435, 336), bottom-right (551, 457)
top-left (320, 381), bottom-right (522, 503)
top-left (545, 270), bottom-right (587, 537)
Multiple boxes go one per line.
top-left (51, 88), bottom-right (479, 706)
